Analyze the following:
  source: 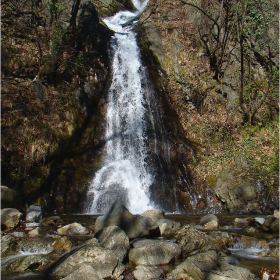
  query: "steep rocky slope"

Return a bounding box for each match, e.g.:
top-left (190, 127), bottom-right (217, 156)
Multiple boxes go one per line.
top-left (137, 0), bottom-right (279, 212)
top-left (2, 0), bottom-right (114, 212)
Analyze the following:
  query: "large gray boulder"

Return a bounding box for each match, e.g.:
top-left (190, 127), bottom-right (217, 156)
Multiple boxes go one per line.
top-left (60, 264), bottom-right (102, 280)
top-left (1, 208), bottom-right (22, 229)
top-left (1, 235), bottom-right (17, 257)
top-left (129, 239), bottom-right (181, 266)
top-left (95, 225), bottom-right (129, 262)
top-left (1, 186), bottom-right (22, 210)
top-left (94, 201), bottom-right (157, 239)
top-left (57, 222), bottom-right (89, 235)
top-left (167, 251), bottom-right (255, 280)
top-left (51, 238), bottom-right (124, 279)
top-left (176, 225), bottom-right (222, 257)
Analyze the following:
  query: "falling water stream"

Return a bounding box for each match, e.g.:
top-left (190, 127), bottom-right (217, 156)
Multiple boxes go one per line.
top-left (84, 0), bottom-right (157, 214)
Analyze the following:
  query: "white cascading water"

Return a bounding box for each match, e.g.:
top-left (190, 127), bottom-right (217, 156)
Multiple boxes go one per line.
top-left (85, 0), bottom-right (156, 214)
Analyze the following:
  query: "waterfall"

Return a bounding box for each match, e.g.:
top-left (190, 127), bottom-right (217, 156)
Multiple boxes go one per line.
top-left (84, 0), bottom-right (158, 214)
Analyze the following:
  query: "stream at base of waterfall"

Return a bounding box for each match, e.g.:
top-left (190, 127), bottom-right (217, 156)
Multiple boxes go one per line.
top-left (84, 0), bottom-right (165, 214)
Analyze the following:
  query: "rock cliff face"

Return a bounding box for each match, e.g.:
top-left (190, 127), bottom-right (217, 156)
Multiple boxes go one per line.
top-left (2, 0), bottom-right (113, 213)
top-left (135, 0), bottom-right (279, 213)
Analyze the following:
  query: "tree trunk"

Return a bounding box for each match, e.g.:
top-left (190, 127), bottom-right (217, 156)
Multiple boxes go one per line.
top-left (70, 0), bottom-right (81, 30)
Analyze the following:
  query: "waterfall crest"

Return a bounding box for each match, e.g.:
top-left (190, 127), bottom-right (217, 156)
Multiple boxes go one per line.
top-left (84, 0), bottom-right (156, 214)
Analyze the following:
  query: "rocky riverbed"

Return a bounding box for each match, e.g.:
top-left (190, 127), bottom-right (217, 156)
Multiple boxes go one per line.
top-left (1, 201), bottom-right (279, 280)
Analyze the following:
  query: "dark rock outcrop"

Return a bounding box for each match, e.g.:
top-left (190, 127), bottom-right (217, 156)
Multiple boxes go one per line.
top-left (95, 201), bottom-right (159, 239)
top-left (1, 186), bottom-right (22, 210)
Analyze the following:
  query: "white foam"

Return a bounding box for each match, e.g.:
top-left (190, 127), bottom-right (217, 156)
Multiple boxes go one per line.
top-left (85, 0), bottom-right (156, 214)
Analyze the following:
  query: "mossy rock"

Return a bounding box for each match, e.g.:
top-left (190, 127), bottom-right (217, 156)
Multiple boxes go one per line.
top-left (94, 0), bottom-right (135, 18)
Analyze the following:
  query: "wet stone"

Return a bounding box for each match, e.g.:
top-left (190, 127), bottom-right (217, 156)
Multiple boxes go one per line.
top-left (132, 265), bottom-right (163, 280)
top-left (25, 205), bottom-right (42, 223)
top-left (96, 225), bottom-right (129, 262)
top-left (1, 235), bottom-right (17, 256)
top-left (52, 236), bottom-right (73, 252)
top-left (18, 237), bottom-right (53, 255)
top-left (25, 222), bottom-right (40, 228)
top-left (1, 208), bottom-right (22, 229)
top-left (12, 231), bottom-right (27, 238)
top-left (3, 254), bottom-right (50, 272)
top-left (199, 214), bottom-right (219, 229)
top-left (28, 227), bottom-right (41, 237)
top-left (57, 222), bottom-right (89, 235)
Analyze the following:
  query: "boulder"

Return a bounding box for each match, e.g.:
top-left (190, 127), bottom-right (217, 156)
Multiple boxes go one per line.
top-left (141, 209), bottom-right (165, 221)
top-left (60, 264), bottom-right (102, 280)
top-left (25, 205), bottom-right (42, 222)
top-left (208, 231), bottom-right (234, 249)
top-left (175, 225), bottom-right (221, 257)
top-left (12, 231), bottom-right (27, 238)
top-left (1, 208), bottom-right (22, 229)
top-left (95, 201), bottom-right (151, 239)
top-left (132, 265), bottom-right (164, 280)
top-left (28, 227), bottom-right (41, 237)
top-left (263, 216), bottom-right (279, 232)
top-left (94, 0), bottom-right (135, 18)
top-left (254, 217), bottom-right (265, 225)
top-left (167, 250), bottom-right (219, 279)
top-left (18, 237), bottom-right (53, 255)
top-left (57, 222), bottom-right (89, 235)
top-left (3, 254), bottom-right (50, 272)
top-left (135, 214), bottom-right (161, 237)
top-left (211, 253), bottom-right (256, 279)
top-left (234, 217), bottom-right (249, 227)
top-left (199, 214), bottom-right (219, 229)
top-left (1, 235), bottom-right (17, 256)
top-left (156, 218), bottom-right (174, 228)
top-left (51, 238), bottom-right (124, 279)
top-left (167, 251), bottom-right (255, 280)
top-left (95, 225), bottom-right (129, 262)
top-left (41, 216), bottom-right (63, 226)
top-left (229, 234), bottom-right (268, 250)
top-left (52, 236), bottom-right (73, 252)
top-left (265, 239), bottom-right (279, 258)
top-left (129, 239), bottom-right (181, 266)
top-left (1, 186), bottom-right (22, 210)
top-left (25, 222), bottom-right (40, 229)
top-left (158, 222), bottom-right (176, 238)
top-left (156, 218), bottom-right (178, 239)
